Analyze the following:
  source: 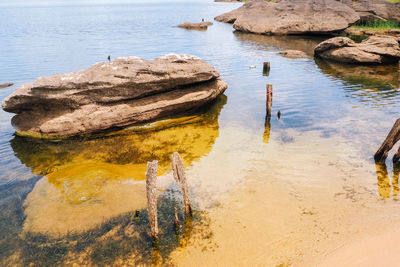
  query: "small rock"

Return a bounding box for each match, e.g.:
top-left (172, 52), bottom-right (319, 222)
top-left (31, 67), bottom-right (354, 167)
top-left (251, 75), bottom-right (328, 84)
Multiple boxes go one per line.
top-left (0, 83), bottom-right (14, 89)
top-left (279, 50), bottom-right (308, 58)
top-left (178, 21), bottom-right (213, 30)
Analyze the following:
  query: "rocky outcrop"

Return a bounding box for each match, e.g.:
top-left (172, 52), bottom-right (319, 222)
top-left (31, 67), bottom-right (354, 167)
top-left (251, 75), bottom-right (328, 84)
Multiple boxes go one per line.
top-left (278, 50), bottom-right (308, 58)
top-left (2, 54), bottom-right (228, 138)
top-left (178, 21), bottom-right (213, 30)
top-left (215, 0), bottom-right (360, 35)
top-left (341, 0), bottom-right (400, 22)
top-left (314, 36), bottom-right (400, 64)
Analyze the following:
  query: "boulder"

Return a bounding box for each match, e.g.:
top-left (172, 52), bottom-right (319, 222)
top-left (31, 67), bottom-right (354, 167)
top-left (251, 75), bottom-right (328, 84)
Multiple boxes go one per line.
top-left (178, 21), bottom-right (213, 30)
top-left (215, 0), bottom-right (360, 35)
top-left (278, 50), bottom-right (308, 58)
top-left (341, 0), bottom-right (400, 23)
top-left (2, 54), bottom-right (228, 138)
top-left (314, 36), bottom-right (400, 64)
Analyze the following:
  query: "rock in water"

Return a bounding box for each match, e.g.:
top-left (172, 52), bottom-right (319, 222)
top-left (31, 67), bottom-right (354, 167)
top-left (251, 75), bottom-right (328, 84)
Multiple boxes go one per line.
top-left (178, 21), bottom-right (213, 30)
top-left (2, 54), bottom-right (228, 138)
top-left (314, 36), bottom-right (400, 64)
top-left (278, 50), bottom-right (308, 58)
top-left (215, 0), bottom-right (360, 35)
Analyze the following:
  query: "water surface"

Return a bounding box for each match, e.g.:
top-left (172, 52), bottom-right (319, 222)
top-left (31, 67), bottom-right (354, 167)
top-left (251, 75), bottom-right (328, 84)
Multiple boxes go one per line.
top-left (1, 1), bottom-right (400, 266)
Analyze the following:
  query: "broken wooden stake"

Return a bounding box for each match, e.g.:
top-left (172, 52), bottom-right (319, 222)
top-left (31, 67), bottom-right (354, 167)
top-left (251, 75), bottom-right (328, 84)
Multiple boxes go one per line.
top-left (277, 110), bottom-right (281, 120)
top-left (263, 62), bottom-right (270, 76)
top-left (266, 84), bottom-right (273, 117)
top-left (171, 152), bottom-right (192, 218)
top-left (174, 206), bottom-right (181, 231)
top-left (146, 160), bottom-right (159, 245)
top-left (374, 118), bottom-right (400, 162)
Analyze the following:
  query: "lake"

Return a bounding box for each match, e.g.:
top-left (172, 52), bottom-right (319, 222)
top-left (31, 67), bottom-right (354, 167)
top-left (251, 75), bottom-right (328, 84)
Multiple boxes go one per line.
top-left (1, 0), bottom-right (400, 266)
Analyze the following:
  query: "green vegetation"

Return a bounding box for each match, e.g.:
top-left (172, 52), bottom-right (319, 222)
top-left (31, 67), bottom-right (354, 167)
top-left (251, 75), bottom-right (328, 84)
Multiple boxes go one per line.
top-left (353, 19), bottom-right (400, 29)
top-left (387, 0), bottom-right (400, 3)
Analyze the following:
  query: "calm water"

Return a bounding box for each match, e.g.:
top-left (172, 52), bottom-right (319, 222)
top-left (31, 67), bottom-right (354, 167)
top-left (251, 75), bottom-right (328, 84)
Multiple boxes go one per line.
top-left (1, 1), bottom-right (400, 266)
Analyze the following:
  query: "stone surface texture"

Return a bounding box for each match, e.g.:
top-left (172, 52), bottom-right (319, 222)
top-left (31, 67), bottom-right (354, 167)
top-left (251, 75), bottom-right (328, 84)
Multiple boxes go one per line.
top-left (2, 54), bottom-right (227, 137)
top-left (314, 36), bottom-right (400, 64)
top-left (215, 0), bottom-right (360, 35)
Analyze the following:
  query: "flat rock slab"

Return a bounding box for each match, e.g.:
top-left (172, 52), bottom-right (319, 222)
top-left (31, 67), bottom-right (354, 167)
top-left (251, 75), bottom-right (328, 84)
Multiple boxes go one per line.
top-left (178, 22), bottom-right (213, 30)
top-left (279, 50), bottom-right (308, 58)
top-left (314, 36), bottom-right (400, 64)
top-left (215, 0), bottom-right (360, 35)
top-left (2, 54), bottom-right (227, 138)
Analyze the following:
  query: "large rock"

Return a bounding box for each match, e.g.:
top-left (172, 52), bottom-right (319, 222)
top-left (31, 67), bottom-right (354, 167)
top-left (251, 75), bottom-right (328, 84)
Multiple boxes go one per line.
top-left (2, 54), bottom-right (228, 138)
top-left (314, 36), bottom-right (400, 64)
top-left (215, 0), bottom-right (360, 35)
top-left (341, 0), bottom-right (400, 22)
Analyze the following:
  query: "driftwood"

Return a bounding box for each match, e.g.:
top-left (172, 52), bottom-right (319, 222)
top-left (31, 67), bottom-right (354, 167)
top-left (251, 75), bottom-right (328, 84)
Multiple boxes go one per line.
top-left (171, 152), bottom-right (192, 218)
top-left (263, 62), bottom-right (270, 76)
top-left (146, 160), bottom-right (159, 243)
top-left (0, 83), bottom-right (13, 89)
top-left (375, 118), bottom-right (400, 162)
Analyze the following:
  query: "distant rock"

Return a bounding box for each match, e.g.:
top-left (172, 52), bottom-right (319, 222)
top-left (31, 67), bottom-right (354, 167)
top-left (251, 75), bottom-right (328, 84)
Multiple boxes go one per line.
top-left (2, 54), bottom-right (228, 138)
top-left (278, 50), bottom-right (308, 58)
top-left (178, 21), bottom-right (213, 30)
top-left (341, 0), bottom-right (400, 22)
top-left (215, 0), bottom-right (360, 35)
top-left (0, 83), bottom-right (13, 89)
top-left (314, 36), bottom-right (400, 64)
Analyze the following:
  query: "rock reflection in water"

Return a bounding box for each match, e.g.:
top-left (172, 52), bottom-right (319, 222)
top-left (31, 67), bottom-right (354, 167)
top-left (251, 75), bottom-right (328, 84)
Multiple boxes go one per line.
top-left (10, 95), bottom-right (226, 235)
top-left (234, 32), bottom-right (324, 56)
top-left (316, 58), bottom-right (400, 101)
top-left (375, 160), bottom-right (400, 198)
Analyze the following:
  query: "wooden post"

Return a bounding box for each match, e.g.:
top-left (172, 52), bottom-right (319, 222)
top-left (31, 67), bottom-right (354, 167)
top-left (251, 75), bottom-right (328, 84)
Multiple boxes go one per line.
top-left (277, 110), bottom-right (281, 120)
top-left (374, 118), bottom-right (400, 162)
top-left (394, 145), bottom-right (400, 163)
top-left (146, 160), bottom-right (159, 245)
top-left (171, 152), bottom-right (192, 218)
top-left (266, 84), bottom-right (273, 117)
top-left (174, 206), bottom-right (181, 231)
top-left (263, 62), bottom-right (270, 76)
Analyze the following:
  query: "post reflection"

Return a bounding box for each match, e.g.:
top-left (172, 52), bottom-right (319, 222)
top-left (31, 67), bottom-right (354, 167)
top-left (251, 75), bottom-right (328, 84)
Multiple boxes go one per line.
top-left (375, 160), bottom-right (400, 198)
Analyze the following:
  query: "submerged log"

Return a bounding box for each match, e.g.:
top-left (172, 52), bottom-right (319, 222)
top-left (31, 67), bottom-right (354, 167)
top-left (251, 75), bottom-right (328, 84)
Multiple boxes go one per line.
top-left (171, 152), bottom-right (192, 218)
top-left (375, 118), bottom-right (400, 162)
top-left (146, 160), bottom-right (159, 244)
top-left (263, 62), bottom-right (270, 76)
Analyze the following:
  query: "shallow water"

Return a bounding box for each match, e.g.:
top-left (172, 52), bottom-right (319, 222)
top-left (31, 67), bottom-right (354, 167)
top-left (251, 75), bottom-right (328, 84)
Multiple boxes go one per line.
top-left (1, 0), bottom-right (400, 266)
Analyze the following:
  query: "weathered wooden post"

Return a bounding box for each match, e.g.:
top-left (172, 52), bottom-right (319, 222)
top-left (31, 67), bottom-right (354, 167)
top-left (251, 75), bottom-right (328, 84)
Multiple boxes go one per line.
top-left (266, 84), bottom-right (273, 117)
top-left (263, 62), bottom-right (270, 76)
top-left (171, 152), bottom-right (192, 218)
top-left (277, 110), bottom-right (281, 120)
top-left (146, 160), bottom-right (159, 245)
top-left (174, 206), bottom-right (181, 231)
top-left (263, 84), bottom-right (273, 144)
top-left (374, 118), bottom-right (400, 162)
